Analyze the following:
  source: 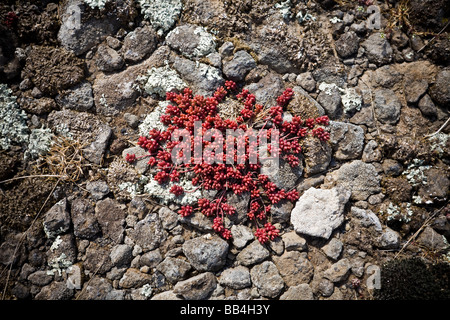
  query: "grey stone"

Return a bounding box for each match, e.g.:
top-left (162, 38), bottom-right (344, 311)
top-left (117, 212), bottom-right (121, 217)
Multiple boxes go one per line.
top-left (223, 50), bottom-right (256, 81)
top-left (83, 127), bottom-right (112, 165)
top-left (329, 121), bottom-right (365, 160)
top-left (55, 82), bottom-right (94, 111)
top-left (418, 168), bottom-right (450, 202)
top-left (178, 211), bottom-right (213, 232)
top-left (418, 94), bottom-right (437, 118)
top-left (260, 157), bottom-right (303, 190)
top-left (323, 258), bottom-right (351, 283)
top-left (416, 226), bottom-right (449, 251)
top-left (77, 276), bottom-right (123, 300)
top-left (404, 78), bottom-right (428, 104)
top-left (71, 198), bottom-right (100, 239)
top-left (151, 290), bottom-right (182, 300)
top-left (182, 235), bottom-right (229, 272)
top-left (140, 249), bottom-right (163, 268)
top-left (83, 242), bottom-right (113, 275)
top-left (280, 284), bottom-right (314, 300)
top-left (119, 268), bottom-right (152, 289)
top-left (361, 32), bottom-right (393, 66)
top-left (95, 44), bottom-right (124, 72)
top-left (317, 86), bottom-right (342, 119)
top-left (86, 180), bottom-right (110, 200)
top-left (296, 72), bottom-right (316, 92)
top-left (373, 88), bottom-right (401, 124)
top-left (166, 24), bottom-right (216, 59)
top-left (173, 272), bottom-right (217, 300)
top-left (110, 244), bottom-right (133, 267)
top-left (335, 31), bottom-right (360, 58)
top-left (291, 187), bottom-right (351, 239)
top-left (156, 257), bottom-right (192, 283)
top-left (281, 231), bottom-right (307, 252)
top-left (317, 278), bottom-right (334, 297)
top-left (244, 72), bottom-right (285, 107)
top-left (28, 270), bottom-right (53, 286)
top-left (273, 251), bottom-right (314, 286)
top-left (430, 67), bottom-right (450, 106)
top-left (122, 26), bottom-right (158, 63)
top-left (35, 282), bottom-right (74, 300)
top-left (43, 198), bottom-right (71, 239)
top-left (377, 227), bottom-right (400, 249)
top-left (219, 41), bottom-right (234, 57)
top-left (250, 261), bottom-right (284, 298)
top-left (362, 140), bottom-right (382, 163)
top-left (227, 192), bottom-right (250, 224)
top-left (122, 146), bottom-right (150, 174)
top-left (236, 240), bottom-right (270, 266)
top-left (47, 233), bottom-right (77, 270)
top-left (95, 198), bottom-right (126, 243)
top-left (270, 199), bottom-right (294, 224)
top-left (322, 238), bottom-right (343, 260)
top-left (123, 113), bottom-right (140, 129)
top-left (127, 211), bottom-right (165, 252)
top-left (324, 160), bottom-right (381, 201)
top-left (302, 136), bottom-right (332, 176)
top-left (350, 207), bottom-right (382, 232)
top-left (172, 56), bottom-right (224, 96)
top-left (219, 266), bottom-right (252, 289)
top-left (158, 206), bottom-right (179, 230)
top-left (57, 0), bottom-right (120, 56)
top-left (230, 225), bottom-right (254, 249)
top-left (382, 159), bottom-right (403, 176)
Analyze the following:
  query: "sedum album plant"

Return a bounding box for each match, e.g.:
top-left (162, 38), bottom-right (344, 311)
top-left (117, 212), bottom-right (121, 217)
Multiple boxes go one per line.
top-left (126, 80), bottom-right (330, 243)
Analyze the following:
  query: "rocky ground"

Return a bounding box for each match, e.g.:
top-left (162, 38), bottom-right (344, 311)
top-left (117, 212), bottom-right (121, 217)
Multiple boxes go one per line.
top-left (0, 0), bottom-right (449, 301)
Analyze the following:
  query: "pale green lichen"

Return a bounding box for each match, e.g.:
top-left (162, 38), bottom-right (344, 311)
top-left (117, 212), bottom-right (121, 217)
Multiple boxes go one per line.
top-left (0, 84), bottom-right (30, 150)
top-left (275, 0), bottom-right (293, 20)
top-left (47, 253), bottom-right (73, 276)
top-left (137, 0), bottom-right (182, 36)
top-left (140, 65), bottom-right (187, 98)
top-left (381, 202), bottom-right (413, 223)
top-left (402, 159), bottom-right (431, 187)
top-left (428, 132), bottom-right (449, 157)
top-left (24, 128), bottom-right (54, 161)
top-left (318, 82), bottom-right (362, 114)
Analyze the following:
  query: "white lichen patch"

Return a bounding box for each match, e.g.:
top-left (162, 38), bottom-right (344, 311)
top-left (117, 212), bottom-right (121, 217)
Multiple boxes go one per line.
top-left (138, 101), bottom-right (169, 135)
top-left (83, 0), bottom-right (108, 9)
top-left (318, 82), bottom-right (362, 114)
top-left (341, 87), bottom-right (362, 114)
top-left (140, 65), bottom-right (187, 98)
top-left (47, 253), bottom-right (73, 276)
top-left (428, 132), bottom-right (449, 157)
top-left (24, 128), bottom-right (54, 161)
top-left (402, 159), bottom-right (431, 187)
top-left (380, 202), bottom-right (413, 223)
top-left (137, 0), bottom-right (182, 36)
top-left (143, 176), bottom-right (202, 206)
top-left (0, 84), bottom-right (30, 150)
top-left (192, 27), bottom-right (216, 58)
top-left (275, 0), bottom-right (293, 20)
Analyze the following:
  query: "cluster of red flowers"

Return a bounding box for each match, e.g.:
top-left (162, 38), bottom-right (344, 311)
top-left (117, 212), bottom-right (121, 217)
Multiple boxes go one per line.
top-left (3, 11), bottom-right (18, 29)
top-left (127, 80), bottom-right (330, 243)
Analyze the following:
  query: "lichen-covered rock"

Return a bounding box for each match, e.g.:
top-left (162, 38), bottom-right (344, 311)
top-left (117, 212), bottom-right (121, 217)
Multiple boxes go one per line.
top-left (95, 44), bottom-right (124, 72)
top-left (43, 198), bottom-right (71, 239)
top-left (55, 82), bottom-right (94, 112)
top-left (166, 24), bottom-right (216, 59)
top-left (137, 0), bottom-right (183, 36)
top-left (291, 187), bottom-right (351, 239)
top-left (94, 198), bottom-right (126, 243)
top-left (335, 31), bottom-right (359, 58)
